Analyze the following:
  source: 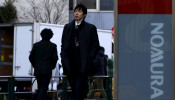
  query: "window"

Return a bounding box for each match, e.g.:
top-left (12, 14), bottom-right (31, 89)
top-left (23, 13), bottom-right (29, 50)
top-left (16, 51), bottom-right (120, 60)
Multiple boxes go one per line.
top-left (77, 0), bottom-right (96, 10)
top-left (100, 0), bottom-right (113, 11)
top-left (70, 0), bottom-right (113, 11)
top-left (69, 0), bottom-right (73, 10)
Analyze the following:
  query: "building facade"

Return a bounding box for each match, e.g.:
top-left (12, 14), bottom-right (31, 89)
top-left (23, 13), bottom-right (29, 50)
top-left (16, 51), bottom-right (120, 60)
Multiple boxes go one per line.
top-left (69, 0), bottom-right (114, 30)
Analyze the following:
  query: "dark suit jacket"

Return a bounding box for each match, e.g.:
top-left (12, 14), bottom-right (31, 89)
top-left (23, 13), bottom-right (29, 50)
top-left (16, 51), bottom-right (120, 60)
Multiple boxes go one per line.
top-left (29, 40), bottom-right (58, 76)
top-left (61, 20), bottom-right (99, 76)
top-left (93, 50), bottom-right (106, 76)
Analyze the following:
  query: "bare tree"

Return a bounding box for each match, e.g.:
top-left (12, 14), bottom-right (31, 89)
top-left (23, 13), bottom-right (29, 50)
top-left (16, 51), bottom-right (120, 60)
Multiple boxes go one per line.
top-left (16, 0), bottom-right (68, 24)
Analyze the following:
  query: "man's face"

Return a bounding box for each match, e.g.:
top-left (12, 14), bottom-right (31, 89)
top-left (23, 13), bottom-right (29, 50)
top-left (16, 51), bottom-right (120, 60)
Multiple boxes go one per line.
top-left (74, 9), bottom-right (86, 22)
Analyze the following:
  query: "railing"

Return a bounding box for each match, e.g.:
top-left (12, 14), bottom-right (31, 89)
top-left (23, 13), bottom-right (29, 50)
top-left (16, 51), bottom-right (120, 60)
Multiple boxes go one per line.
top-left (0, 76), bottom-right (36, 100)
top-left (0, 75), bottom-right (113, 100)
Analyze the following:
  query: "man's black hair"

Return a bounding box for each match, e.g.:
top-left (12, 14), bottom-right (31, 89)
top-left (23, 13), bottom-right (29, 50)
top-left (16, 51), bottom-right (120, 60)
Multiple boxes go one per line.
top-left (40, 28), bottom-right (53, 40)
top-left (74, 3), bottom-right (87, 15)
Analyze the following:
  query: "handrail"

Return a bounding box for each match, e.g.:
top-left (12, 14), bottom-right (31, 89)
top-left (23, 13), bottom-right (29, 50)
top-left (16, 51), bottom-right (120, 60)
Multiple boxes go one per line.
top-left (0, 76), bottom-right (12, 78)
top-left (0, 75), bottom-right (111, 78)
top-left (0, 75), bottom-right (67, 78)
top-left (89, 75), bottom-right (112, 78)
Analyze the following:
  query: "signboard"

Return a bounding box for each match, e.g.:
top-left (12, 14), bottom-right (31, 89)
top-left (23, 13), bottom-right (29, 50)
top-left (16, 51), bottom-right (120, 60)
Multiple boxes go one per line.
top-left (117, 0), bottom-right (172, 100)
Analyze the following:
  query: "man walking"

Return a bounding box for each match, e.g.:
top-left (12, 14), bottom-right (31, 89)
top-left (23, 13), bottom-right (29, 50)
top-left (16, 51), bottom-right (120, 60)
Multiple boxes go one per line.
top-left (29, 28), bottom-right (58, 100)
top-left (61, 3), bottom-right (100, 100)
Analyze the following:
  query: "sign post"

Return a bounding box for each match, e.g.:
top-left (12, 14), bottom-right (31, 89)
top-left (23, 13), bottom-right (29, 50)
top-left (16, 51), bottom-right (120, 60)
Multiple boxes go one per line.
top-left (172, 0), bottom-right (175, 100)
top-left (115, 0), bottom-right (174, 100)
top-left (113, 0), bottom-right (118, 99)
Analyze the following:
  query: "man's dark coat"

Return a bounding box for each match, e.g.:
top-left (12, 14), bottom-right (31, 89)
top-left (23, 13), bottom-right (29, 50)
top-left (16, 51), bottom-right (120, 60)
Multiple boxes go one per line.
top-left (61, 20), bottom-right (99, 76)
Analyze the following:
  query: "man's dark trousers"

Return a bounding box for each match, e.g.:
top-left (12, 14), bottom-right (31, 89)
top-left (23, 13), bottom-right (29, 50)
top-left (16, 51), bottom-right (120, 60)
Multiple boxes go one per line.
top-left (67, 64), bottom-right (88, 100)
top-left (36, 76), bottom-right (51, 100)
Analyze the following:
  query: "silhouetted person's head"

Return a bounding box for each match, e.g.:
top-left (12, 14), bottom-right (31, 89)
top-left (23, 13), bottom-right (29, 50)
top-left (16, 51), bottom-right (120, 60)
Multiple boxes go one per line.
top-left (40, 28), bottom-right (53, 41)
top-left (99, 46), bottom-right (105, 52)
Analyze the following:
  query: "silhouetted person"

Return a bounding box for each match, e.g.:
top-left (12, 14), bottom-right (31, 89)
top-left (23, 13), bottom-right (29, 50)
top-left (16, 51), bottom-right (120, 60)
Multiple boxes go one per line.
top-left (89, 46), bottom-right (107, 98)
top-left (29, 28), bottom-right (58, 100)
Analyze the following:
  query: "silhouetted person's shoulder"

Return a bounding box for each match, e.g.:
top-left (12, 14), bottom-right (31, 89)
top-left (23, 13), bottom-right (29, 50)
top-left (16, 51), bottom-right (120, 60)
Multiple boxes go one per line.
top-left (33, 40), bottom-right (57, 48)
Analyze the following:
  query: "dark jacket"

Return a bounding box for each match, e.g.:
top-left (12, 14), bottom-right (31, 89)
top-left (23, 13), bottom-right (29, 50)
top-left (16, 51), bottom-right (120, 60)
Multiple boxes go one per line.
top-left (93, 50), bottom-right (107, 76)
top-left (61, 20), bottom-right (99, 76)
top-left (29, 40), bottom-right (58, 76)
top-left (108, 58), bottom-right (113, 77)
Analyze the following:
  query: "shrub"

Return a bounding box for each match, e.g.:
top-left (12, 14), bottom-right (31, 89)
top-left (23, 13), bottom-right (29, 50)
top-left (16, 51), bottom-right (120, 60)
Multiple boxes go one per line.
top-left (0, 0), bottom-right (17, 23)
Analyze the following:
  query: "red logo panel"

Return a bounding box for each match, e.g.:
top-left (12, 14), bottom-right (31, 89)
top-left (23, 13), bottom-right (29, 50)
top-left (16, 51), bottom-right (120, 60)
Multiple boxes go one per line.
top-left (118, 0), bottom-right (172, 14)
